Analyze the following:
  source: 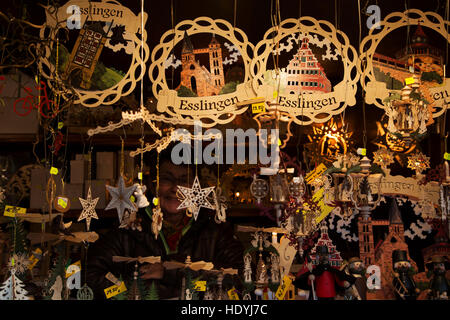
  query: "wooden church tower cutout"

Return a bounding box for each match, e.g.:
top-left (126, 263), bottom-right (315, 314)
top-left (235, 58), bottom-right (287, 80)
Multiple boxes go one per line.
top-left (64, 20), bottom-right (112, 89)
top-left (179, 31), bottom-right (225, 97)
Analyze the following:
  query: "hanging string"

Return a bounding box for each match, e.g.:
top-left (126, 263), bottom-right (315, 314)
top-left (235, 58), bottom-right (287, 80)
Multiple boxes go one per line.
top-left (139, 0), bottom-right (145, 186)
top-left (357, 0), bottom-right (367, 150)
top-left (170, 0), bottom-right (175, 90)
top-left (120, 136), bottom-right (125, 178)
top-left (156, 152), bottom-right (160, 200)
top-left (233, 0), bottom-right (237, 28)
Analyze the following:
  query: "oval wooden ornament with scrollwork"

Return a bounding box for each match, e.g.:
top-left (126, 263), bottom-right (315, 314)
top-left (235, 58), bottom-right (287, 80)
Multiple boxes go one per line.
top-left (148, 17), bottom-right (255, 128)
top-left (359, 9), bottom-right (450, 119)
top-left (251, 17), bottom-right (359, 126)
top-left (37, 0), bottom-right (149, 108)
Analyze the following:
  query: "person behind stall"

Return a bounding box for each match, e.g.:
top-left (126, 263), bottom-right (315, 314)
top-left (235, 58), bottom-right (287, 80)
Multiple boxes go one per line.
top-left (293, 245), bottom-right (355, 300)
top-left (425, 255), bottom-right (449, 300)
top-left (86, 147), bottom-right (244, 299)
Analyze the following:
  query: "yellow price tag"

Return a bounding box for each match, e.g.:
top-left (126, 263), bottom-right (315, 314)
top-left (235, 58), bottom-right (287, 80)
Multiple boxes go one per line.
top-left (4, 205), bottom-right (26, 217)
top-left (251, 102), bottom-right (265, 114)
top-left (312, 188), bottom-right (334, 223)
top-left (153, 197), bottom-right (159, 206)
top-left (227, 287), bottom-right (240, 300)
top-left (193, 281), bottom-right (206, 292)
top-left (305, 163), bottom-right (327, 185)
top-left (444, 152), bottom-right (450, 161)
top-left (57, 197), bottom-right (68, 209)
top-left (104, 281), bottom-right (127, 299)
top-left (28, 248), bottom-right (42, 270)
top-left (138, 172), bottom-right (143, 180)
top-left (130, 195), bottom-right (136, 203)
top-left (50, 167), bottom-right (59, 175)
top-left (57, 122), bottom-right (64, 129)
top-left (275, 275), bottom-right (293, 300)
top-left (273, 91), bottom-right (278, 99)
top-left (65, 261), bottom-right (81, 278)
top-left (405, 77), bottom-right (415, 85)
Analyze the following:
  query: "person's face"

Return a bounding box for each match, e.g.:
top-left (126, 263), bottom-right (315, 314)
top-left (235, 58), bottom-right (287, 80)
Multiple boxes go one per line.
top-left (158, 161), bottom-right (192, 216)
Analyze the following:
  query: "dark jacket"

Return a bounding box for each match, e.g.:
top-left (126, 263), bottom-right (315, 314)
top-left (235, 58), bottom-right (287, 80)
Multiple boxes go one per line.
top-left (86, 207), bottom-right (244, 299)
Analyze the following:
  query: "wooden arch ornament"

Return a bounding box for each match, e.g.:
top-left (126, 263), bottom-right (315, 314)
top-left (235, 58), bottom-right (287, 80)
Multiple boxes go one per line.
top-left (38, 0), bottom-right (150, 108)
top-left (359, 9), bottom-right (450, 119)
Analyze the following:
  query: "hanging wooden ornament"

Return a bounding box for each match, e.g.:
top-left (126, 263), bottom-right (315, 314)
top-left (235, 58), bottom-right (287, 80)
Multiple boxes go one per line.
top-left (38, 0), bottom-right (149, 108)
top-left (251, 17), bottom-right (359, 126)
top-left (54, 180), bottom-right (70, 213)
top-left (176, 175), bottom-right (216, 221)
top-left (250, 174), bottom-right (269, 204)
top-left (148, 17), bottom-right (255, 127)
top-left (359, 9), bottom-right (450, 120)
top-left (407, 151), bottom-right (431, 176)
top-left (105, 176), bottom-right (138, 223)
top-left (78, 187), bottom-right (99, 230)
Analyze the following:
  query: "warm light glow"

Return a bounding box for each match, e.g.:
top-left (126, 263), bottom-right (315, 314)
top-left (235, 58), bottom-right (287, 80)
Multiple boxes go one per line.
top-left (235, 192), bottom-right (240, 197)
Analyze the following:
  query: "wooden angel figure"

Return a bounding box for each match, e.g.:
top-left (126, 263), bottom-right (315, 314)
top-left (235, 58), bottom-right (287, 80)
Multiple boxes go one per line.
top-left (133, 184), bottom-right (150, 208)
top-left (386, 104), bottom-right (398, 133)
top-left (185, 288), bottom-right (192, 300)
top-left (244, 253), bottom-right (253, 283)
top-left (256, 253), bottom-right (268, 284)
top-left (270, 253), bottom-right (281, 283)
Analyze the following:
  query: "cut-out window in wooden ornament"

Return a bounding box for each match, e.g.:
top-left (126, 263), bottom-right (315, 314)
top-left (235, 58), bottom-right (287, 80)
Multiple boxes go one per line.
top-left (38, 0), bottom-right (149, 108)
top-left (359, 9), bottom-right (450, 120)
top-left (148, 17), bottom-right (255, 127)
top-left (251, 17), bottom-right (359, 126)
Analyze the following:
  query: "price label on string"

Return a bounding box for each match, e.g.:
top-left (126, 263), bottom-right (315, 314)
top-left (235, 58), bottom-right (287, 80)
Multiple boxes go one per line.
top-left (104, 281), bottom-right (127, 299)
top-left (444, 152), bottom-right (450, 161)
top-left (57, 122), bottom-right (64, 129)
top-left (28, 248), bottom-right (42, 270)
top-left (252, 102), bottom-right (265, 114)
top-left (65, 261), bottom-right (81, 278)
top-left (405, 77), bottom-right (415, 85)
top-left (275, 275), bottom-right (292, 300)
top-left (305, 163), bottom-right (327, 185)
top-left (357, 148), bottom-right (367, 156)
top-left (4, 205), bottom-right (26, 217)
top-left (227, 287), bottom-right (239, 300)
top-left (50, 167), bottom-right (59, 175)
top-left (193, 281), bottom-right (206, 292)
top-left (138, 172), bottom-right (143, 180)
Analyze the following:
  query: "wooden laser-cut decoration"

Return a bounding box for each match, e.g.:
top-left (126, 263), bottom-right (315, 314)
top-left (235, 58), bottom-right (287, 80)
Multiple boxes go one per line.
top-left (359, 9), bottom-right (450, 119)
top-left (148, 17), bottom-right (255, 127)
top-left (78, 187), bottom-right (99, 230)
top-left (251, 18), bottom-right (359, 125)
top-left (407, 151), bottom-right (431, 175)
top-left (38, 0), bottom-right (149, 108)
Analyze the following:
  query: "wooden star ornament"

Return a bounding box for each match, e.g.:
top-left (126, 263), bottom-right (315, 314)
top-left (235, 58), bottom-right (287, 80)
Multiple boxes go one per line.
top-left (78, 187), bottom-right (99, 230)
top-left (177, 176), bottom-right (216, 221)
top-left (105, 176), bottom-right (137, 223)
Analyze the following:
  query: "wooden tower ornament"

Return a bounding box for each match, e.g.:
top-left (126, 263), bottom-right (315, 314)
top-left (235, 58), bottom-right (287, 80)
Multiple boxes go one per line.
top-left (251, 17), bottom-right (359, 126)
top-left (148, 17), bottom-right (255, 127)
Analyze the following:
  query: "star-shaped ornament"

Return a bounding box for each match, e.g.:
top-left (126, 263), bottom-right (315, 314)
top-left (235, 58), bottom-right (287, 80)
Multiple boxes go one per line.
top-left (105, 176), bottom-right (137, 223)
top-left (177, 176), bottom-right (216, 220)
top-left (78, 187), bottom-right (99, 230)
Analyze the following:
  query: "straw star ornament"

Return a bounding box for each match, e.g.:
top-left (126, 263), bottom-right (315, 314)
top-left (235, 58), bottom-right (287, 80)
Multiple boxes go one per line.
top-left (177, 176), bottom-right (216, 220)
top-left (78, 187), bottom-right (99, 230)
top-left (105, 176), bottom-right (137, 223)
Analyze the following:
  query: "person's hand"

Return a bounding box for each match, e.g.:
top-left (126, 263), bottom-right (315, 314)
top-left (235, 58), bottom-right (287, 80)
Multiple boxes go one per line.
top-left (308, 274), bottom-right (315, 281)
top-left (139, 263), bottom-right (164, 280)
